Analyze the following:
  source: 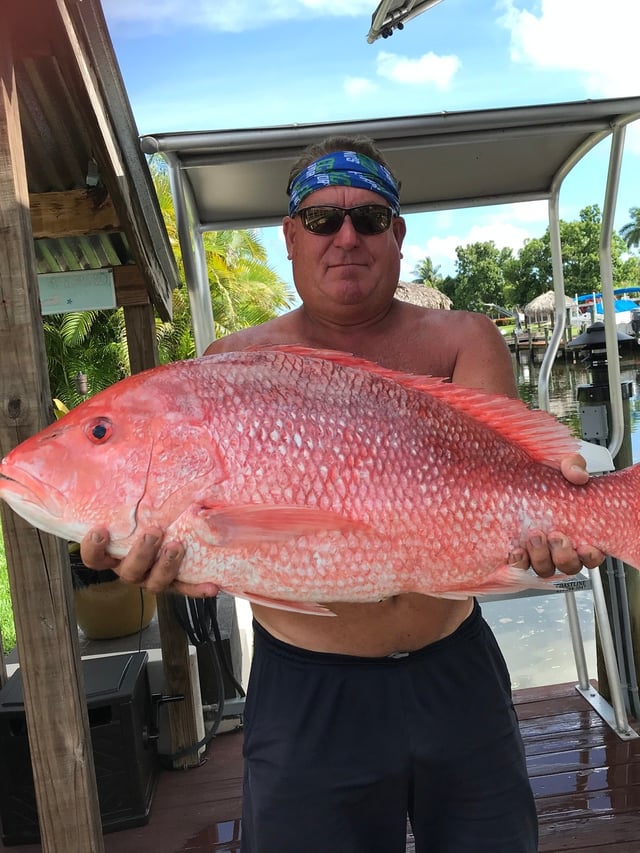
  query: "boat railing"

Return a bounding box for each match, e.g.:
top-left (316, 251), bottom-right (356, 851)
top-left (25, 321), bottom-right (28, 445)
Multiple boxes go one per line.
top-left (494, 122), bottom-right (640, 739)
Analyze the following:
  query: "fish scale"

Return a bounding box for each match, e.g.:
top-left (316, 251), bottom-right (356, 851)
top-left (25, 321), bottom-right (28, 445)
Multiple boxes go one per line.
top-left (1, 345), bottom-right (639, 616)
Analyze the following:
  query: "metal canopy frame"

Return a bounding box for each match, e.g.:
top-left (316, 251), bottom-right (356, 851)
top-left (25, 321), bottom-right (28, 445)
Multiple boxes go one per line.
top-left (141, 96), bottom-right (640, 355)
top-left (366, 0), bottom-right (444, 43)
top-left (141, 98), bottom-right (640, 736)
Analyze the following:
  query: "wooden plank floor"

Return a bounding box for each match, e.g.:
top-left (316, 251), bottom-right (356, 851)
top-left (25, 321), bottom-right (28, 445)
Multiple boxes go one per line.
top-left (2, 683), bottom-right (640, 852)
top-left (519, 682), bottom-right (640, 852)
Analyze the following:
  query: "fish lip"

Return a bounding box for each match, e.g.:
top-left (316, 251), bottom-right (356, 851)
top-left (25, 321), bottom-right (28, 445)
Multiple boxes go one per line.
top-left (0, 467), bottom-right (64, 520)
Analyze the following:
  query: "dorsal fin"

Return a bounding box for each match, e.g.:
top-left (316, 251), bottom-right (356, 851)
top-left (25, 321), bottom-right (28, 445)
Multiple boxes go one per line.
top-left (252, 345), bottom-right (580, 469)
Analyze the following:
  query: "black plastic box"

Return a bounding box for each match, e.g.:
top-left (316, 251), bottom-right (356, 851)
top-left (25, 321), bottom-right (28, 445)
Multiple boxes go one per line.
top-left (0, 651), bottom-right (158, 845)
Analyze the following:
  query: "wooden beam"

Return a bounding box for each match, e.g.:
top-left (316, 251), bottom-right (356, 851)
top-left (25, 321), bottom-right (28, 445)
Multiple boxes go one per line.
top-left (122, 303), bottom-right (158, 376)
top-left (0, 17), bottom-right (104, 853)
top-left (122, 306), bottom-right (203, 769)
top-left (56, 0), bottom-right (176, 319)
top-left (113, 264), bottom-right (151, 308)
top-left (29, 188), bottom-right (120, 238)
top-left (0, 629), bottom-right (6, 688)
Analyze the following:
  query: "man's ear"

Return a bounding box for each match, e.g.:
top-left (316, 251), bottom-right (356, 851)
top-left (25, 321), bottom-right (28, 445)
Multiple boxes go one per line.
top-left (393, 215), bottom-right (407, 250)
top-left (283, 216), bottom-right (296, 259)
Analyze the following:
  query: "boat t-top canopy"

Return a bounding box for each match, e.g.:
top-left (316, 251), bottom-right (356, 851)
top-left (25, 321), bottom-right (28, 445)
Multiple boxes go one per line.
top-left (141, 97), bottom-right (640, 231)
top-left (140, 96), bottom-right (640, 371)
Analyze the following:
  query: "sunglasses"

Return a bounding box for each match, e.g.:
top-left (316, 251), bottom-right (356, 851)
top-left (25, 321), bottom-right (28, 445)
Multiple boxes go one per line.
top-left (292, 204), bottom-right (394, 236)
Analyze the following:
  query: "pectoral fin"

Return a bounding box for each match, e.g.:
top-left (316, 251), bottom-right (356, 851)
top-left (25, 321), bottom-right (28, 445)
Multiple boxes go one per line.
top-left (194, 503), bottom-right (366, 546)
top-left (431, 564), bottom-right (562, 598)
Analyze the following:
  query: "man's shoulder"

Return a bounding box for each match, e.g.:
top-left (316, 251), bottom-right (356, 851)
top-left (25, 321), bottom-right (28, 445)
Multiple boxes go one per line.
top-left (204, 313), bottom-right (299, 355)
top-left (399, 301), bottom-right (494, 333)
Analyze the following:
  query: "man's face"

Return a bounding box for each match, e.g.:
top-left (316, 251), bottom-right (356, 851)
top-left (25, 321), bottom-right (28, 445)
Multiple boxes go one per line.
top-left (282, 185), bottom-right (407, 315)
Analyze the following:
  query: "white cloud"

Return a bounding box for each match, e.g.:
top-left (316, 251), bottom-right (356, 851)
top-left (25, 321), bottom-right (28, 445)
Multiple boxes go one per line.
top-left (402, 203), bottom-right (548, 278)
top-left (103, 0), bottom-right (372, 31)
top-left (497, 0), bottom-right (640, 98)
top-left (344, 77), bottom-right (378, 98)
top-left (376, 51), bottom-right (460, 88)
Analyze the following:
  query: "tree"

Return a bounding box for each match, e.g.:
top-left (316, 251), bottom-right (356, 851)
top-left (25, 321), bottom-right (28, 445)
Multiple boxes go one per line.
top-left (620, 206), bottom-right (640, 250)
top-left (452, 241), bottom-right (512, 311)
top-left (44, 310), bottom-right (129, 408)
top-left (411, 257), bottom-right (442, 287)
top-left (508, 205), bottom-right (628, 307)
top-left (151, 160), bottom-right (293, 360)
top-left (508, 235), bottom-right (552, 307)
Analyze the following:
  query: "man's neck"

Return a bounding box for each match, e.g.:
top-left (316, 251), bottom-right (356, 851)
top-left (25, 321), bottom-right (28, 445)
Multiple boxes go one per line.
top-left (294, 301), bottom-right (399, 351)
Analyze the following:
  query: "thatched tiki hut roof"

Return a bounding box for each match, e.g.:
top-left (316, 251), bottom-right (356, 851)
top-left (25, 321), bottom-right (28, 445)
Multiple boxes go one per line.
top-left (524, 290), bottom-right (574, 320)
top-left (396, 281), bottom-right (453, 309)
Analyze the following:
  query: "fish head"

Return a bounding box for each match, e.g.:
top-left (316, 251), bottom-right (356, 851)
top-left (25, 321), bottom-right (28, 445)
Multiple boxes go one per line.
top-left (0, 389), bottom-right (157, 549)
top-left (0, 366), bottom-right (229, 555)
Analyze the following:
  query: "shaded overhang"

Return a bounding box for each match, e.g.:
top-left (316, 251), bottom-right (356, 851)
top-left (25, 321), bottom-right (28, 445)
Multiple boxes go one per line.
top-left (8, 0), bottom-right (179, 320)
top-left (140, 96), bottom-right (640, 234)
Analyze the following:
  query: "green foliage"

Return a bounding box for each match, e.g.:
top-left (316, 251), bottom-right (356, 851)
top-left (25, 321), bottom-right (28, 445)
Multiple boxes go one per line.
top-left (412, 257), bottom-right (442, 287)
top-left (44, 310), bottom-right (129, 408)
top-left (412, 204), bottom-right (639, 312)
top-left (452, 241), bottom-right (513, 311)
top-left (620, 207), bottom-right (640, 249)
top-left (508, 235), bottom-right (552, 307)
top-left (149, 159), bottom-right (294, 362)
top-left (0, 522), bottom-right (16, 654)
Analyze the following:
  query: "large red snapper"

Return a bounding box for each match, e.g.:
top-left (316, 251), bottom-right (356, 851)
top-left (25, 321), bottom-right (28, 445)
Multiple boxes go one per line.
top-left (1, 346), bottom-right (639, 615)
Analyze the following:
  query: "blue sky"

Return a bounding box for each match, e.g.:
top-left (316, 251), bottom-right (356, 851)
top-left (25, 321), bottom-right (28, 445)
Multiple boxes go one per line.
top-left (102, 0), bottom-right (639, 289)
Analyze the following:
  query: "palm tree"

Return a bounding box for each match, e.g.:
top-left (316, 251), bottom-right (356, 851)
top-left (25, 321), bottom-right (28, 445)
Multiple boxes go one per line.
top-left (620, 207), bottom-right (640, 249)
top-left (151, 159), bottom-right (293, 359)
top-left (44, 309), bottom-right (129, 407)
top-left (412, 257), bottom-right (443, 288)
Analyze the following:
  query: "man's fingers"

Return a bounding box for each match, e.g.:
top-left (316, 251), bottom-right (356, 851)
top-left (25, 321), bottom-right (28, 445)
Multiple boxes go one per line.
top-left (577, 545), bottom-right (606, 570)
top-left (525, 530), bottom-right (556, 578)
top-left (547, 532), bottom-right (583, 576)
top-left (172, 581), bottom-right (220, 598)
top-left (80, 528), bottom-right (119, 570)
top-left (138, 543), bottom-right (186, 593)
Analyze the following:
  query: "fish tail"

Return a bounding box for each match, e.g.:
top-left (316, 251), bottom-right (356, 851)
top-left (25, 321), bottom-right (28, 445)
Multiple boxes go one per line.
top-left (600, 463), bottom-right (640, 571)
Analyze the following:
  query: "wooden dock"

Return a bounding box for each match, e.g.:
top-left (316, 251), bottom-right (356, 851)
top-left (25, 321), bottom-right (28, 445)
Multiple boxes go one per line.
top-left (508, 329), bottom-right (568, 364)
top-left (2, 681), bottom-right (638, 852)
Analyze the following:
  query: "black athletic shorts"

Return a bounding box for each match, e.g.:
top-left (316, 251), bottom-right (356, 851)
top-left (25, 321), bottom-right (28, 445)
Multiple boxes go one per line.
top-left (240, 600), bottom-right (538, 853)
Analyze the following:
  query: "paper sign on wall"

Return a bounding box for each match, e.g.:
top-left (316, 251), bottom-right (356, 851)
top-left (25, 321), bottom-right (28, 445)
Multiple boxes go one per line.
top-left (38, 269), bottom-right (116, 315)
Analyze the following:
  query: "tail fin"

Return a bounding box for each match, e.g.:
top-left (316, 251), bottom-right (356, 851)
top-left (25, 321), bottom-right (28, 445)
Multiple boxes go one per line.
top-left (606, 463), bottom-right (640, 571)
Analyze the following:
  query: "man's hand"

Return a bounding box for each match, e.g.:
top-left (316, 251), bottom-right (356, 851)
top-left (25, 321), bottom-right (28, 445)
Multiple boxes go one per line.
top-left (508, 453), bottom-right (605, 578)
top-left (79, 527), bottom-right (219, 598)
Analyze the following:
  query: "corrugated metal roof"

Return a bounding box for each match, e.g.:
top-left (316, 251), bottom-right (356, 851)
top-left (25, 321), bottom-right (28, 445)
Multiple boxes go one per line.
top-left (9, 0), bottom-right (179, 319)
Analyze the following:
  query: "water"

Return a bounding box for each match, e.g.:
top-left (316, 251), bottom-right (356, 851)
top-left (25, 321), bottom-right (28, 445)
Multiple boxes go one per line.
top-left (482, 352), bottom-right (640, 690)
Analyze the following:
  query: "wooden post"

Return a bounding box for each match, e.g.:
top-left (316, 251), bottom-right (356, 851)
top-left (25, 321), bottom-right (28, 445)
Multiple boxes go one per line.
top-left (123, 298), bottom-right (201, 768)
top-left (0, 22), bottom-right (104, 853)
top-left (0, 627), bottom-right (6, 688)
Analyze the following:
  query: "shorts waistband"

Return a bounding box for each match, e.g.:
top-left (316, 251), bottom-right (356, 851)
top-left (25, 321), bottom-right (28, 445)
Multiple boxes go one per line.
top-left (252, 599), bottom-right (482, 667)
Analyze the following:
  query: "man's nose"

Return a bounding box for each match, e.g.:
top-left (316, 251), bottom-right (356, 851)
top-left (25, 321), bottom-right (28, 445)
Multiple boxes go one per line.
top-left (333, 214), bottom-right (359, 246)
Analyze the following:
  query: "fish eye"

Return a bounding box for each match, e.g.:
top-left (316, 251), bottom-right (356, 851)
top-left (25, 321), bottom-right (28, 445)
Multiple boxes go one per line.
top-left (85, 417), bottom-right (113, 444)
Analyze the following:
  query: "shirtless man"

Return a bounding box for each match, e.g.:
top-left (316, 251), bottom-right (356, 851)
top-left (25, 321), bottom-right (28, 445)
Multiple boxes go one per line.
top-left (82, 137), bottom-right (603, 852)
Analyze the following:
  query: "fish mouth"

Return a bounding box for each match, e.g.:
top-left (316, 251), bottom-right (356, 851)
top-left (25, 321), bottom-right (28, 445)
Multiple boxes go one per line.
top-left (0, 467), bottom-right (65, 530)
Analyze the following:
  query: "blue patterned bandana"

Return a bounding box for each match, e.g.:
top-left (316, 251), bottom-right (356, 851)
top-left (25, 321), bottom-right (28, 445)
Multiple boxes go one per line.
top-left (288, 150), bottom-right (401, 216)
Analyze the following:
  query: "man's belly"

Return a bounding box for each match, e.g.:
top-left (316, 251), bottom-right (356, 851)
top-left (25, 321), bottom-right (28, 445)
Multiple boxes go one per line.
top-left (252, 593), bottom-right (474, 657)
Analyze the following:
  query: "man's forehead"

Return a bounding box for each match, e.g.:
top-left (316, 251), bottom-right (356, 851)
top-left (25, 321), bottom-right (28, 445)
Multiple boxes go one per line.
top-left (298, 185), bottom-right (388, 205)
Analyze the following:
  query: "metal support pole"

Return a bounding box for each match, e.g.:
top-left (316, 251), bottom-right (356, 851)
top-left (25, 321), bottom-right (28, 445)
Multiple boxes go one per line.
top-left (586, 567), bottom-right (636, 736)
top-left (164, 153), bottom-right (216, 356)
top-left (565, 590), bottom-right (589, 690)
